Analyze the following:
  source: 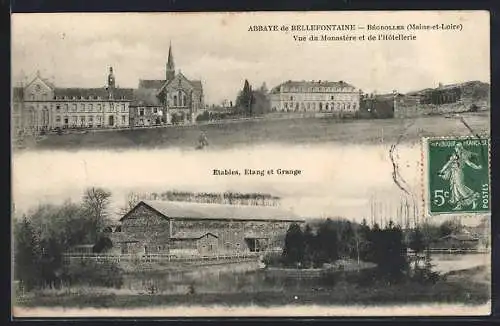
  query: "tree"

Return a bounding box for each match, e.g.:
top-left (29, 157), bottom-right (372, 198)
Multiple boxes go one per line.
top-left (409, 227), bottom-right (426, 254)
top-left (302, 224), bottom-right (315, 267)
top-left (235, 79), bottom-right (255, 116)
top-left (119, 191), bottom-right (141, 215)
top-left (282, 223), bottom-right (305, 266)
top-left (439, 219), bottom-right (462, 237)
top-left (82, 187), bottom-right (112, 242)
top-left (259, 82), bottom-right (269, 94)
top-left (13, 216), bottom-right (41, 290)
top-left (316, 219), bottom-right (339, 263)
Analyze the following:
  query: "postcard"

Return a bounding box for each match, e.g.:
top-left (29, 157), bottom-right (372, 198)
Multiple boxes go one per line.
top-left (11, 10), bottom-right (491, 317)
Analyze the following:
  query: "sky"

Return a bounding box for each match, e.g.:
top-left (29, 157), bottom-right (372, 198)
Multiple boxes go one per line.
top-left (11, 11), bottom-right (490, 105)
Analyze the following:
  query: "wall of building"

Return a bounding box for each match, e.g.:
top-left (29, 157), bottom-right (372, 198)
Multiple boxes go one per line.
top-left (119, 205), bottom-right (171, 255)
top-left (270, 82), bottom-right (360, 113)
top-left (171, 219), bottom-right (297, 254)
top-left (130, 105), bottom-right (163, 127)
top-left (20, 100), bottom-right (131, 130)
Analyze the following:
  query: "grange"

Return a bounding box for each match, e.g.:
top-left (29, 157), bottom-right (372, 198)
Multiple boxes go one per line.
top-left (108, 200), bottom-right (305, 256)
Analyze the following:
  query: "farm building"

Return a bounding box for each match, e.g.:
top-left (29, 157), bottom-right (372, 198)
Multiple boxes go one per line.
top-left (430, 233), bottom-right (480, 250)
top-left (107, 200), bottom-right (305, 256)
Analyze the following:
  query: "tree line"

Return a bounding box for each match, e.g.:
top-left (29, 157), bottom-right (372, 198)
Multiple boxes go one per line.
top-left (277, 218), bottom-right (468, 282)
top-left (13, 187), bottom-right (121, 291)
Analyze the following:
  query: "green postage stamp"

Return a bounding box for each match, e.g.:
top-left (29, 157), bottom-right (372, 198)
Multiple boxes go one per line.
top-left (423, 136), bottom-right (491, 215)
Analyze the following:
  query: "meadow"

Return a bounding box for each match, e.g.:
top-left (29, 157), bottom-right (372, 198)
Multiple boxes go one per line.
top-left (23, 113), bottom-right (490, 151)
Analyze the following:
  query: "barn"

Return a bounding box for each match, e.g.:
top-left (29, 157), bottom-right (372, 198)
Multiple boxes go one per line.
top-left (109, 200), bottom-right (305, 256)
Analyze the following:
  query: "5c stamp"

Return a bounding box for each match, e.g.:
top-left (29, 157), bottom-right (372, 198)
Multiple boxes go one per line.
top-left (423, 136), bottom-right (490, 215)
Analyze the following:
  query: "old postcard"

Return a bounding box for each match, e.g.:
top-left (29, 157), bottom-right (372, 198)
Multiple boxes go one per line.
top-left (11, 11), bottom-right (491, 317)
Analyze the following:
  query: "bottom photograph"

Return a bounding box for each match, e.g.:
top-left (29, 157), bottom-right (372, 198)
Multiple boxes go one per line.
top-left (11, 142), bottom-right (491, 317)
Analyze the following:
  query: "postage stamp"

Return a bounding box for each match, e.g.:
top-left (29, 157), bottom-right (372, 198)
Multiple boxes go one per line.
top-left (423, 136), bottom-right (491, 215)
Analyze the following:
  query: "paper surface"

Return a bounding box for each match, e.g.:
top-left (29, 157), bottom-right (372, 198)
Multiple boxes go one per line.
top-left (11, 10), bottom-right (491, 317)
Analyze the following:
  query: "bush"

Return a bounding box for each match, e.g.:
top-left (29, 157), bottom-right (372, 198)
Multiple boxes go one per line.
top-left (62, 259), bottom-right (124, 288)
top-left (262, 251), bottom-right (284, 267)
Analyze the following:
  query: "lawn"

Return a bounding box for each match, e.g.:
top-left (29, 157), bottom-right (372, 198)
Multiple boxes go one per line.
top-left (24, 113), bottom-right (490, 151)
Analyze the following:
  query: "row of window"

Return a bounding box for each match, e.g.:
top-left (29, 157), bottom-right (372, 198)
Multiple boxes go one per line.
top-left (54, 115), bottom-right (128, 125)
top-left (285, 95), bottom-right (358, 101)
top-left (53, 103), bottom-right (128, 113)
top-left (28, 93), bottom-right (128, 101)
top-left (281, 86), bottom-right (356, 93)
top-left (138, 107), bottom-right (161, 116)
top-left (282, 102), bottom-right (358, 111)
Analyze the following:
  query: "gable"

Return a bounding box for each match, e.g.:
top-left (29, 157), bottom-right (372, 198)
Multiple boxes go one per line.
top-left (158, 73), bottom-right (195, 95)
top-left (120, 201), bottom-right (169, 222)
top-left (24, 76), bottom-right (54, 101)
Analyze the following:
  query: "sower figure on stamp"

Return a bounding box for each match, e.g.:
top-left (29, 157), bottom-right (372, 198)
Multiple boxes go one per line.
top-left (438, 143), bottom-right (482, 210)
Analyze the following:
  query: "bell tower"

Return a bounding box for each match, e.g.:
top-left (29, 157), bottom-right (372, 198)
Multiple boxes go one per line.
top-left (108, 66), bottom-right (116, 89)
top-left (166, 42), bottom-right (175, 82)
top-left (107, 66), bottom-right (115, 99)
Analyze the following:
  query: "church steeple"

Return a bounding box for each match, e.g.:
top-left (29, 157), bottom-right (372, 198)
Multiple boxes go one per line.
top-left (108, 66), bottom-right (115, 89)
top-left (166, 42), bottom-right (175, 81)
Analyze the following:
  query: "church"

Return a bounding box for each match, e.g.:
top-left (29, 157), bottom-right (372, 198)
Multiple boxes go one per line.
top-left (132, 43), bottom-right (204, 126)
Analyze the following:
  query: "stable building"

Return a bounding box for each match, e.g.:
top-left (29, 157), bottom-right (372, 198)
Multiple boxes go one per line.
top-left (109, 200), bottom-right (305, 256)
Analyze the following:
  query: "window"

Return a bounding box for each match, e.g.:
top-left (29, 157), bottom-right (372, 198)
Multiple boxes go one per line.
top-left (153, 108), bottom-right (158, 114)
top-left (55, 116), bottom-right (61, 122)
top-left (88, 116), bottom-right (93, 122)
top-left (80, 104), bottom-right (85, 112)
top-left (88, 104), bottom-right (93, 112)
top-left (56, 105), bottom-right (60, 112)
top-left (146, 108), bottom-right (151, 115)
top-left (121, 115), bottom-right (126, 124)
top-left (139, 108), bottom-right (144, 116)
top-left (331, 96), bottom-right (334, 100)
top-left (72, 104), bottom-right (77, 112)
top-left (97, 104), bottom-right (102, 112)
top-left (173, 95), bottom-right (178, 106)
top-left (122, 104), bottom-right (126, 112)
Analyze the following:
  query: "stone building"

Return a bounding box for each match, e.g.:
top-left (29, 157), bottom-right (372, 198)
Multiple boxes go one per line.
top-left (269, 80), bottom-right (361, 113)
top-left (394, 81), bottom-right (490, 118)
top-left (12, 68), bottom-right (134, 136)
top-left (136, 43), bottom-right (204, 125)
top-left (110, 200), bottom-right (305, 256)
top-left (129, 87), bottom-right (164, 127)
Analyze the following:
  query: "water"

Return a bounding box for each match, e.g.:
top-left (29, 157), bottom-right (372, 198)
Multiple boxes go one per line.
top-left (430, 253), bottom-right (490, 274)
top-left (120, 253), bottom-right (490, 295)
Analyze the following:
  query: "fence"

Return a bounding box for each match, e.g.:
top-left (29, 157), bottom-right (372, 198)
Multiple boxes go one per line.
top-left (62, 251), bottom-right (267, 264)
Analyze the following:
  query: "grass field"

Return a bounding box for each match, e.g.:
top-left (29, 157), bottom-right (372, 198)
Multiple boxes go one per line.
top-left (23, 113), bottom-right (490, 151)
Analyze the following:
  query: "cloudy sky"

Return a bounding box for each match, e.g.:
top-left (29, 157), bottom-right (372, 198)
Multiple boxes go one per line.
top-left (12, 11), bottom-right (489, 104)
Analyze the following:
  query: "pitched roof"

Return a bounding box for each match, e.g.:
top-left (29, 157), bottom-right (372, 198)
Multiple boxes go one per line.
top-left (441, 233), bottom-right (479, 242)
top-left (122, 200), bottom-right (304, 222)
top-left (131, 88), bottom-right (162, 106)
top-left (139, 79), bottom-right (165, 89)
top-left (53, 87), bottom-right (134, 100)
top-left (171, 231), bottom-right (218, 240)
top-left (271, 80), bottom-right (356, 93)
top-left (190, 80), bottom-right (203, 93)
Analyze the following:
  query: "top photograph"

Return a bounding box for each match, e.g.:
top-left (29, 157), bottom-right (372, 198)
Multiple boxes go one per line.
top-left (11, 11), bottom-right (490, 152)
